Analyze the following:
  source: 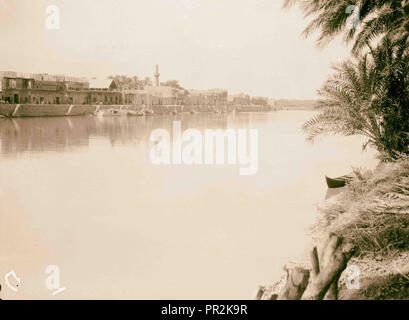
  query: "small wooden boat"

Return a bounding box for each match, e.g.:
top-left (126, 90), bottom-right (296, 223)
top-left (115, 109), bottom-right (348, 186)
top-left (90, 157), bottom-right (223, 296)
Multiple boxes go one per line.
top-left (95, 109), bottom-right (127, 117)
top-left (127, 110), bottom-right (145, 116)
top-left (325, 175), bottom-right (353, 188)
top-left (145, 108), bottom-right (154, 115)
top-left (127, 106), bottom-right (154, 116)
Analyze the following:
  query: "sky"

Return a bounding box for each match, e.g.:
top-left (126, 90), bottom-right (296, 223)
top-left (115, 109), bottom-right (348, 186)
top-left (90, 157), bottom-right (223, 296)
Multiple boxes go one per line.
top-left (0, 0), bottom-right (351, 99)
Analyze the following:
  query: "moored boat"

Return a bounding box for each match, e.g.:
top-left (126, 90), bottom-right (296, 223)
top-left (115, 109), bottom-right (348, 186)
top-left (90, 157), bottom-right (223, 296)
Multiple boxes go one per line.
top-left (127, 110), bottom-right (145, 116)
top-left (95, 108), bottom-right (127, 117)
top-left (145, 108), bottom-right (154, 115)
top-left (325, 175), bottom-right (353, 188)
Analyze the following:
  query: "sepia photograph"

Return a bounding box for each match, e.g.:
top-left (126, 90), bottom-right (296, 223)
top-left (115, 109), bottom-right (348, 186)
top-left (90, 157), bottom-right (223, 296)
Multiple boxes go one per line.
top-left (0, 0), bottom-right (409, 309)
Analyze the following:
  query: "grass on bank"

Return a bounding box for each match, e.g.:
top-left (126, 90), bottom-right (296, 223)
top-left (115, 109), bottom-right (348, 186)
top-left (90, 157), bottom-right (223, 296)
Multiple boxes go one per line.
top-left (314, 155), bottom-right (409, 257)
top-left (313, 155), bottom-right (409, 299)
top-left (258, 155), bottom-right (409, 300)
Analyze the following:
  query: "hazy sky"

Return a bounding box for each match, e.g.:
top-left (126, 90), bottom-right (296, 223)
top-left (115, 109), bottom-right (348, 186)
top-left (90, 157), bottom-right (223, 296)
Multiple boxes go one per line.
top-left (0, 0), bottom-right (350, 99)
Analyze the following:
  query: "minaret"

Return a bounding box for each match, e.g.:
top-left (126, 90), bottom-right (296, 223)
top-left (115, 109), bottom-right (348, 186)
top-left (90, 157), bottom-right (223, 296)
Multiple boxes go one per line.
top-left (154, 64), bottom-right (160, 87)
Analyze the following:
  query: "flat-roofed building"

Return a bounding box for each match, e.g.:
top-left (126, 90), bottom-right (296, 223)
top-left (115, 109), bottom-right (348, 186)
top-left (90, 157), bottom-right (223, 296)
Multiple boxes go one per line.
top-left (0, 71), bottom-right (92, 104)
top-left (186, 88), bottom-right (228, 105)
top-left (144, 85), bottom-right (175, 98)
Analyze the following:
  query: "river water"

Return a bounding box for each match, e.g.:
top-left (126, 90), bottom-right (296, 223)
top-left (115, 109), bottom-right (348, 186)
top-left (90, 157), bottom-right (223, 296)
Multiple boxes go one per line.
top-left (0, 110), bottom-right (378, 299)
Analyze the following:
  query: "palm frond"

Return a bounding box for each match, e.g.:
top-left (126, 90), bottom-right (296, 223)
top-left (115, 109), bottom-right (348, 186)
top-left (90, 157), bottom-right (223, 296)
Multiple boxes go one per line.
top-left (303, 35), bottom-right (409, 157)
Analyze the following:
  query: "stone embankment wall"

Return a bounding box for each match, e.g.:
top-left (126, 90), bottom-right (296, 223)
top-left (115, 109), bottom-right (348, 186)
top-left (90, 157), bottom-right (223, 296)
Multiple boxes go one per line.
top-left (0, 104), bottom-right (273, 117)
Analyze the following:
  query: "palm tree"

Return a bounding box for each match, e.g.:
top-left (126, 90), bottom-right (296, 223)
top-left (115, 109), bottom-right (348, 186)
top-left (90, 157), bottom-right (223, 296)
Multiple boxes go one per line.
top-left (283, 0), bottom-right (409, 53)
top-left (303, 36), bottom-right (409, 159)
top-left (143, 77), bottom-right (152, 87)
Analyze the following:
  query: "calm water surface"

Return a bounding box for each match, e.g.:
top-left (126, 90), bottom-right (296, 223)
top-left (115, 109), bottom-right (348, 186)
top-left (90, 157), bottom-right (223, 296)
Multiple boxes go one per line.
top-left (0, 111), bottom-right (378, 299)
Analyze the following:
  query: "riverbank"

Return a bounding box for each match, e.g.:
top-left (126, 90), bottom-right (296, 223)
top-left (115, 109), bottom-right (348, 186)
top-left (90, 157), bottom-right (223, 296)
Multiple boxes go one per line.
top-left (0, 103), bottom-right (275, 118)
top-left (259, 155), bottom-right (409, 300)
top-left (326, 155), bottom-right (409, 299)
top-left (272, 106), bottom-right (318, 111)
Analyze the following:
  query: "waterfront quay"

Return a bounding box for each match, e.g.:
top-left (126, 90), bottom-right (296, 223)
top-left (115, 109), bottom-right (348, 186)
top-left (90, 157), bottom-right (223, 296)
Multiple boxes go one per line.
top-left (0, 103), bottom-right (273, 118)
top-left (0, 67), bottom-right (274, 118)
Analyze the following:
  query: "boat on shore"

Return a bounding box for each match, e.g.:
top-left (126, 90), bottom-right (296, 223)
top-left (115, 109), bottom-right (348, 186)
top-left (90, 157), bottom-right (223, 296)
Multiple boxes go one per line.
top-left (325, 175), bottom-right (353, 188)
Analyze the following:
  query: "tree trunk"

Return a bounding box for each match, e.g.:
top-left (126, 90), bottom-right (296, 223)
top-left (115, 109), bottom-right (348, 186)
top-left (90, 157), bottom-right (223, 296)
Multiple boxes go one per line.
top-left (253, 286), bottom-right (265, 300)
top-left (302, 233), bottom-right (355, 300)
top-left (277, 266), bottom-right (310, 300)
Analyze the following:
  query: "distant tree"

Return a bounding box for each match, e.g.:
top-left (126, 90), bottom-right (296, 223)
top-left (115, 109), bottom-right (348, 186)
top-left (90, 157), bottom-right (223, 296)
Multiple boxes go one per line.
top-left (161, 80), bottom-right (184, 90)
top-left (105, 75), bottom-right (190, 91)
top-left (109, 75), bottom-right (143, 89)
top-left (143, 77), bottom-right (152, 87)
top-left (251, 96), bottom-right (268, 105)
top-left (160, 80), bottom-right (189, 96)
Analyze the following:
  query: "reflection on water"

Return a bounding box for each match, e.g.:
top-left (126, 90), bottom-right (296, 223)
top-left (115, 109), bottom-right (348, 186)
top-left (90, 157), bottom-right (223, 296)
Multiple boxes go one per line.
top-left (0, 113), bottom-right (261, 156)
top-left (0, 111), bottom-right (378, 299)
top-left (0, 114), bottom-right (229, 153)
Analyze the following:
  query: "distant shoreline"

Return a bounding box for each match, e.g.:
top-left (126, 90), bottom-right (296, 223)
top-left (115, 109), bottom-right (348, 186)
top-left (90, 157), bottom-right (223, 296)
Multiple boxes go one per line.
top-left (273, 106), bottom-right (318, 111)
